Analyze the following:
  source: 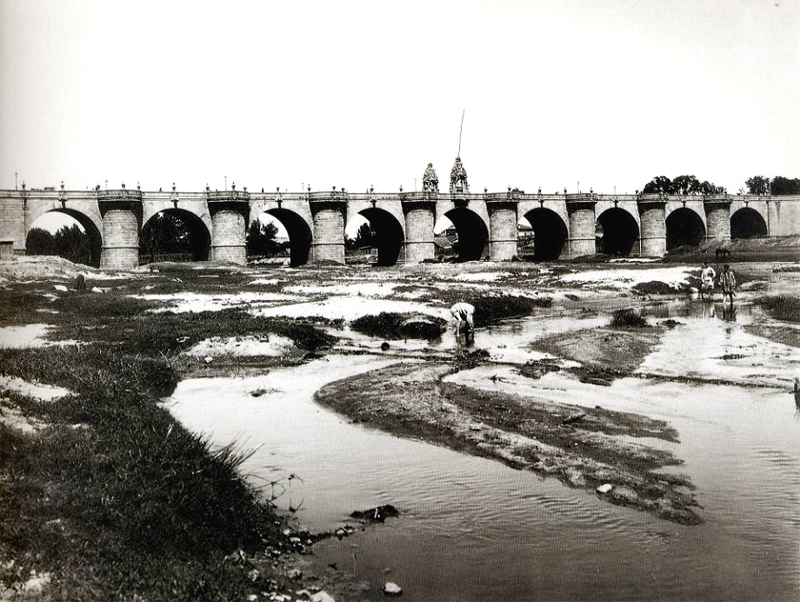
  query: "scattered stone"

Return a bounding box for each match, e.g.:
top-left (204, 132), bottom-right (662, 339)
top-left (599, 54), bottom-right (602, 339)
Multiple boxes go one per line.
top-left (660, 319), bottom-right (684, 329)
top-left (596, 483), bottom-right (613, 494)
top-left (383, 582), bottom-right (403, 596)
top-left (310, 590), bottom-right (335, 602)
top-left (91, 286), bottom-right (107, 293)
top-left (381, 342), bottom-right (391, 351)
top-left (203, 355), bottom-right (213, 364)
top-left (23, 573), bottom-right (51, 594)
top-left (562, 412), bottom-right (586, 425)
top-left (349, 504), bottom-right (399, 522)
top-left (718, 353), bottom-right (745, 360)
top-left (53, 284), bottom-right (68, 292)
top-left (74, 273), bottom-right (86, 291)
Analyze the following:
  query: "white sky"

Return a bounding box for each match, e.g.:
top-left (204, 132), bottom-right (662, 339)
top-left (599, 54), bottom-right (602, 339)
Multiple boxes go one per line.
top-left (2, 0), bottom-right (798, 196)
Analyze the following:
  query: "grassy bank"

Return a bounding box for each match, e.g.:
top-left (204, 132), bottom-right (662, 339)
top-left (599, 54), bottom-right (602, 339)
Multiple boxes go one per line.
top-left (0, 285), bottom-right (339, 600)
top-left (755, 295), bottom-right (800, 322)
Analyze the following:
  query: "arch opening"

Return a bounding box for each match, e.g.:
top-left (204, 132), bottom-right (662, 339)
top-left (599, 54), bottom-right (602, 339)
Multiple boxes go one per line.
top-left (26, 210), bottom-right (101, 267)
top-left (345, 208), bottom-right (404, 266)
top-left (596, 208), bottom-right (639, 256)
top-left (730, 208), bottom-right (767, 239)
top-left (261, 209), bottom-right (311, 266)
top-left (444, 208), bottom-right (489, 261)
top-left (140, 209), bottom-right (210, 264)
top-left (520, 208), bottom-right (568, 261)
top-left (666, 208), bottom-right (705, 250)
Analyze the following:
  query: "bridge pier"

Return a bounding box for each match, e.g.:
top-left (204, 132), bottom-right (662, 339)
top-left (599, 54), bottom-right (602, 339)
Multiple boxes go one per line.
top-left (486, 197), bottom-right (518, 261)
top-left (98, 189), bottom-right (142, 269)
top-left (208, 190), bottom-right (250, 264)
top-left (704, 197), bottom-right (732, 243)
top-left (638, 197), bottom-right (667, 256)
top-left (310, 192), bottom-right (347, 264)
top-left (402, 196), bottom-right (436, 263)
top-left (566, 196), bottom-right (597, 259)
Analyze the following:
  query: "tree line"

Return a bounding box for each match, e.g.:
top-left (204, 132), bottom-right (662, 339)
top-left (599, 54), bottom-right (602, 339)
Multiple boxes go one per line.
top-left (26, 224), bottom-right (92, 266)
top-left (642, 174), bottom-right (800, 196)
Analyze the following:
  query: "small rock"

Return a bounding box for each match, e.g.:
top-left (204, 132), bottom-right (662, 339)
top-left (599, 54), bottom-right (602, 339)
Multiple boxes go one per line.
top-left (310, 591), bottom-right (336, 602)
top-left (247, 595), bottom-right (258, 601)
top-left (203, 355), bottom-right (214, 364)
top-left (596, 483), bottom-right (613, 494)
top-left (23, 573), bottom-right (51, 594)
top-left (383, 582), bottom-right (403, 596)
top-left (562, 412), bottom-right (586, 425)
top-left (53, 284), bottom-right (68, 292)
top-left (90, 286), bottom-right (106, 294)
top-left (380, 342), bottom-right (390, 351)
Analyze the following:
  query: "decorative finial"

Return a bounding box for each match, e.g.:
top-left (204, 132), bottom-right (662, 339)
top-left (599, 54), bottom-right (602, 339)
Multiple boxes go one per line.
top-left (121, 182), bottom-right (126, 189)
top-left (61, 180), bottom-right (65, 190)
top-left (172, 182), bottom-right (176, 192)
top-left (231, 182), bottom-right (236, 190)
top-left (399, 185), bottom-right (403, 192)
top-left (307, 184), bottom-right (311, 192)
top-left (484, 186), bottom-right (487, 193)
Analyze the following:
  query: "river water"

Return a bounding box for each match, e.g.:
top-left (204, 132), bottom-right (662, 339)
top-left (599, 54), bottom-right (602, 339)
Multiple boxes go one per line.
top-left (166, 300), bottom-right (800, 601)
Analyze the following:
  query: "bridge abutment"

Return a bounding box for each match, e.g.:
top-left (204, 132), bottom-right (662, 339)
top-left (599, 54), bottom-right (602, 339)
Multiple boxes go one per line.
top-left (402, 196), bottom-right (436, 263)
top-left (486, 196), bottom-right (519, 261)
top-left (566, 196), bottom-right (597, 259)
top-left (310, 192), bottom-right (347, 264)
top-left (704, 197), bottom-right (732, 242)
top-left (98, 189), bottom-right (142, 269)
top-left (208, 190), bottom-right (250, 264)
top-left (638, 197), bottom-right (667, 256)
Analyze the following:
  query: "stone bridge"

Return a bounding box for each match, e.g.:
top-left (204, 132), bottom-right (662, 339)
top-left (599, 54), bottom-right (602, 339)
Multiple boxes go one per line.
top-left (1, 184), bottom-right (798, 269)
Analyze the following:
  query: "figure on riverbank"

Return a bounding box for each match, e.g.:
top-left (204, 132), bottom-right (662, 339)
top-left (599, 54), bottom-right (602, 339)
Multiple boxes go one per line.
top-left (450, 157), bottom-right (469, 194)
top-left (422, 163), bottom-right (439, 193)
top-left (700, 262), bottom-right (715, 301)
top-left (719, 264), bottom-right (736, 308)
top-left (450, 302), bottom-right (475, 337)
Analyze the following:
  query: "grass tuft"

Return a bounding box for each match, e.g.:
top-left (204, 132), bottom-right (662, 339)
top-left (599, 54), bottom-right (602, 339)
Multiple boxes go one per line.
top-left (610, 308), bottom-right (648, 328)
top-left (755, 295), bottom-right (800, 322)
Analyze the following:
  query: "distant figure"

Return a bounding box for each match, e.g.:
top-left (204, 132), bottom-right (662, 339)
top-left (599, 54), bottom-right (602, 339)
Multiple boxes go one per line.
top-left (700, 262), bottom-right (716, 301)
top-left (719, 264), bottom-right (736, 308)
top-left (450, 302), bottom-right (475, 336)
top-left (74, 273), bottom-right (86, 291)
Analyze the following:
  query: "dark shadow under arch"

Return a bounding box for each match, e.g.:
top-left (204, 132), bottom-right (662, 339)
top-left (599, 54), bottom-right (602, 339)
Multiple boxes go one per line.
top-left (354, 208), bottom-right (405, 266)
top-left (522, 208), bottom-right (568, 260)
top-left (140, 209), bottom-right (210, 263)
top-left (597, 208), bottom-right (639, 256)
top-left (26, 209), bottom-right (102, 268)
top-left (264, 208), bottom-right (312, 266)
top-left (666, 208), bottom-right (706, 250)
top-left (730, 207), bottom-right (767, 239)
top-left (445, 208), bottom-right (489, 261)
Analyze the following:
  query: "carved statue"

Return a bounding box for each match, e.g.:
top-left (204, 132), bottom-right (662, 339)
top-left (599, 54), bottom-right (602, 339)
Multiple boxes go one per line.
top-left (422, 163), bottom-right (439, 193)
top-left (450, 156), bottom-right (469, 194)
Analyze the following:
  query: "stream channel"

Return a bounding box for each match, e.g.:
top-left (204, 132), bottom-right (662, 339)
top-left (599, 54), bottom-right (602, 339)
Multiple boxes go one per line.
top-left (166, 301), bottom-right (800, 601)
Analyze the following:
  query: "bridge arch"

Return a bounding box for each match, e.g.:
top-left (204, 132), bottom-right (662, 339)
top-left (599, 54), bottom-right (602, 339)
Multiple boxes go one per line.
top-left (520, 208), bottom-right (568, 261)
top-left (140, 208), bottom-right (211, 263)
top-left (348, 207), bottom-right (405, 266)
top-left (441, 208), bottom-right (489, 261)
top-left (259, 208), bottom-right (312, 267)
top-left (596, 207), bottom-right (639, 256)
top-left (26, 209), bottom-right (102, 267)
top-left (730, 207), bottom-right (767, 239)
top-left (666, 207), bottom-right (706, 250)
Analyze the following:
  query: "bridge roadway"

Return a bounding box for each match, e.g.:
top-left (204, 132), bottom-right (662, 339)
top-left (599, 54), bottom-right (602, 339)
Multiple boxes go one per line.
top-left (1, 186), bottom-right (798, 268)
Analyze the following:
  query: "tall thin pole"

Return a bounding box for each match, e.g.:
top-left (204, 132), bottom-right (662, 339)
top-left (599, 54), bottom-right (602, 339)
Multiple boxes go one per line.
top-left (457, 109), bottom-right (465, 157)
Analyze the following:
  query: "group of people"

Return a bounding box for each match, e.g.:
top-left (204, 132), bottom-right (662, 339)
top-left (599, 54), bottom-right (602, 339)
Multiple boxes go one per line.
top-left (700, 262), bottom-right (736, 307)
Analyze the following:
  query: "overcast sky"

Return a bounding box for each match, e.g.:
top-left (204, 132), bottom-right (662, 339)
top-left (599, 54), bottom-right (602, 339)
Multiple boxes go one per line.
top-left (1, 0), bottom-right (798, 196)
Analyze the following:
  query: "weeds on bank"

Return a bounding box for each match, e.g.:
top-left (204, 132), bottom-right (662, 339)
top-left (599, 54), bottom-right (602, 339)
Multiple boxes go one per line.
top-left (755, 295), bottom-right (800, 322)
top-left (610, 308), bottom-right (648, 328)
top-left (351, 313), bottom-right (446, 340)
top-left (0, 344), bottom-right (284, 601)
top-left (49, 294), bottom-right (337, 356)
top-left (468, 294), bottom-right (552, 327)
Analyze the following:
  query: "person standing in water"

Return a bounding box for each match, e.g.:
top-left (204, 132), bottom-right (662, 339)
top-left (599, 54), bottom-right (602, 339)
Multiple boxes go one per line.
top-left (719, 264), bottom-right (736, 309)
top-left (700, 262), bottom-right (716, 301)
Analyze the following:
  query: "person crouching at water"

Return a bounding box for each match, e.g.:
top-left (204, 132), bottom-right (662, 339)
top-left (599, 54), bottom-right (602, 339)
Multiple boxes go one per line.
top-left (719, 264), bottom-right (736, 308)
top-left (450, 302), bottom-right (475, 337)
top-left (700, 262), bottom-right (715, 301)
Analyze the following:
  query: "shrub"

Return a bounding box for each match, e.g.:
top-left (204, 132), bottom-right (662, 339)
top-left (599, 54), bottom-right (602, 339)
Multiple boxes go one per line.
top-left (610, 308), bottom-right (648, 328)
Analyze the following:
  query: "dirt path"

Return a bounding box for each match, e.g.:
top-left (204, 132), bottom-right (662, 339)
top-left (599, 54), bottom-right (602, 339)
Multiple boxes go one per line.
top-left (315, 360), bottom-right (701, 524)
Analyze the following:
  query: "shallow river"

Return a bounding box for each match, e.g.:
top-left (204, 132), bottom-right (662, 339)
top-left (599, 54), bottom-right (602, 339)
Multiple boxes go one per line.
top-left (166, 301), bottom-right (800, 601)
